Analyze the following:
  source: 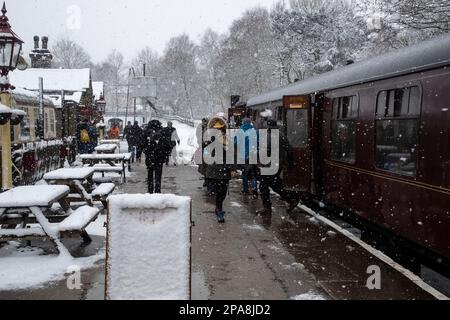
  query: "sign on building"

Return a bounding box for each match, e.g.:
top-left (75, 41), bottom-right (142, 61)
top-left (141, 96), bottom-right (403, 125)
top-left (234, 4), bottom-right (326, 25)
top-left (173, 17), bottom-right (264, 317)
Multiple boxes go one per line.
top-left (130, 76), bottom-right (157, 98)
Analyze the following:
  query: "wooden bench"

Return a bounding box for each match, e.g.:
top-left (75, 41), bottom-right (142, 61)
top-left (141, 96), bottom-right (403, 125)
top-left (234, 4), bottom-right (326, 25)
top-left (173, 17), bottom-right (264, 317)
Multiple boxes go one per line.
top-left (92, 166), bottom-right (126, 183)
top-left (58, 206), bottom-right (100, 243)
top-left (92, 183), bottom-right (116, 215)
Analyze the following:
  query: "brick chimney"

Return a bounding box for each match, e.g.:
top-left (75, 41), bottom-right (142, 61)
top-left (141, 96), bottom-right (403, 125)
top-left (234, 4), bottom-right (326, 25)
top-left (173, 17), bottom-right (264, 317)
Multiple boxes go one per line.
top-left (29, 35), bottom-right (53, 68)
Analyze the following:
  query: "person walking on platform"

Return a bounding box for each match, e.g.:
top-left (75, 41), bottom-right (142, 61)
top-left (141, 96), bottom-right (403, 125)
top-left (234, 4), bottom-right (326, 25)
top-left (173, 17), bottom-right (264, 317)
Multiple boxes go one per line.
top-left (123, 121), bottom-right (135, 161)
top-left (109, 124), bottom-right (120, 140)
top-left (131, 121), bottom-right (144, 163)
top-left (77, 119), bottom-right (97, 154)
top-left (204, 117), bottom-right (231, 223)
top-left (141, 120), bottom-right (171, 194)
top-left (163, 121), bottom-right (181, 166)
top-left (257, 119), bottom-right (300, 215)
top-left (237, 118), bottom-right (259, 199)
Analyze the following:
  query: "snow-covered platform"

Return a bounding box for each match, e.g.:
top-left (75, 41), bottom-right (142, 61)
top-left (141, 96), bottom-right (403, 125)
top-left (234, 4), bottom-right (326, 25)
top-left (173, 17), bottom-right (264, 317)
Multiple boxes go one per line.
top-left (1, 161), bottom-right (446, 300)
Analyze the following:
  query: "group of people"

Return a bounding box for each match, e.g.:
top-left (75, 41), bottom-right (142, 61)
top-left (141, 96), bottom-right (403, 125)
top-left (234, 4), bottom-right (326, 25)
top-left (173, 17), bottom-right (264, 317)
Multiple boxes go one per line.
top-left (198, 115), bottom-right (300, 224)
top-left (124, 120), bottom-right (180, 194)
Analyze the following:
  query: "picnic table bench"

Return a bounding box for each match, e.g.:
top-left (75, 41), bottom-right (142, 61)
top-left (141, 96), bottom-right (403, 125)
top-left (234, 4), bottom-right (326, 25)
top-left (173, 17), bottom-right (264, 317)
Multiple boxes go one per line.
top-left (100, 139), bottom-right (121, 152)
top-left (0, 186), bottom-right (100, 256)
top-left (95, 144), bottom-right (118, 154)
top-left (43, 168), bottom-right (116, 214)
top-left (80, 153), bottom-right (132, 183)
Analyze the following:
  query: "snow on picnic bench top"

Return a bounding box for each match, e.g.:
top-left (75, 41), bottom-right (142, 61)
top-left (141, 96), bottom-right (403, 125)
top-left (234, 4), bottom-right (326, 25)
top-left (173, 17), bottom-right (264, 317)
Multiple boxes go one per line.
top-left (80, 153), bottom-right (131, 160)
top-left (58, 206), bottom-right (100, 232)
top-left (95, 144), bottom-right (117, 151)
top-left (92, 183), bottom-right (115, 197)
top-left (0, 185), bottom-right (70, 208)
top-left (100, 139), bottom-right (120, 144)
top-left (43, 168), bottom-right (95, 180)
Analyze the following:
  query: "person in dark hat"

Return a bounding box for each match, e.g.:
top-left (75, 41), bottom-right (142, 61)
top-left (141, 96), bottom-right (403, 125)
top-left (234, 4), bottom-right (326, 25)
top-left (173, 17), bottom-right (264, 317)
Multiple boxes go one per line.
top-left (257, 119), bottom-right (300, 215)
top-left (141, 120), bottom-right (171, 194)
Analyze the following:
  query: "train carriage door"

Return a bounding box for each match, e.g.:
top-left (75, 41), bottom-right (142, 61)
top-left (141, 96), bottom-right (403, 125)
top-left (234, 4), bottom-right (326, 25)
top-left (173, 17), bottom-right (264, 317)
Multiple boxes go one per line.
top-left (282, 95), bottom-right (312, 192)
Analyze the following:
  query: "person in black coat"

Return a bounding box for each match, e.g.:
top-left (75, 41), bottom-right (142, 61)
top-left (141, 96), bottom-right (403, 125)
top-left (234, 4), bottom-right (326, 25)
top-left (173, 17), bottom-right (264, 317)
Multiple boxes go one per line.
top-left (257, 119), bottom-right (300, 215)
top-left (131, 121), bottom-right (144, 162)
top-left (141, 120), bottom-right (171, 194)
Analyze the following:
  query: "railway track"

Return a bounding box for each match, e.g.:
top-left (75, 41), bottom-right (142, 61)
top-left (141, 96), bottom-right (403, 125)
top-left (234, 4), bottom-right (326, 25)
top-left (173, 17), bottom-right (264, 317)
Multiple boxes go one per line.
top-left (297, 199), bottom-right (450, 299)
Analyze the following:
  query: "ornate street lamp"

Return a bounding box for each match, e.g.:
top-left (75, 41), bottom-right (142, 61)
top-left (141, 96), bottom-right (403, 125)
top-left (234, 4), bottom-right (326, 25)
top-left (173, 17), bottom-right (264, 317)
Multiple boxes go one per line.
top-left (0, 2), bottom-right (25, 191)
top-left (0, 2), bottom-right (23, 91)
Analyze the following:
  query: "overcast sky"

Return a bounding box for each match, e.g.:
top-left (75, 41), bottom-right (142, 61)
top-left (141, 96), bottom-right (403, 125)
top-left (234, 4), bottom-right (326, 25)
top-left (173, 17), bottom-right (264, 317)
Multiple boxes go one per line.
top-left (7, 0), bottom-right (276, 63)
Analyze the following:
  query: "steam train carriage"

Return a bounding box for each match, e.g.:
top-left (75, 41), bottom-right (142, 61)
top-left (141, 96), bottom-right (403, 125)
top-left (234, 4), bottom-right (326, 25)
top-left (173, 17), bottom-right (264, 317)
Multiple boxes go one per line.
top-left (0, 88), bottom-right (78, 186)
top-left (246, 33), bottom-right (450, 273)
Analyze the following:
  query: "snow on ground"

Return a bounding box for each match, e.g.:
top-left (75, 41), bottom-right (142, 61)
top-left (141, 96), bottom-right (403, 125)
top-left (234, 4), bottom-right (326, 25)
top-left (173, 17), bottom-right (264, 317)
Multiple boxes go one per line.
top-left (291, 291), bottom-right (327, 300)
top-left (157, 119), bottom-right (198, 165)
top-left (107, 194), bottom-right (191, 300)
top-left (0, 242), bottom-right (103, 291)
top-left (242, 224), bottom-right (265, 231)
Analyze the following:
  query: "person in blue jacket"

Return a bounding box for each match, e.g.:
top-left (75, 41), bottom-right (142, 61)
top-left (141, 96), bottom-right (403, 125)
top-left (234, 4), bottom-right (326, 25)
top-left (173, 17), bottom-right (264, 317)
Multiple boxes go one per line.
top-left (236, 118), bottom-right (259, 198)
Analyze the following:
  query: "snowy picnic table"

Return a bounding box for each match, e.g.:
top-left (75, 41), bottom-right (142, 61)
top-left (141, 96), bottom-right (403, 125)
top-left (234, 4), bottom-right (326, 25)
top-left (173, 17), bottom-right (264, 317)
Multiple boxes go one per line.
top-left (44, 168), bottom-right (96, 206)
top-left (0, 185), bottom-right (100, 256)
top-left (44, 168), bottom-right (116, 213)
top-left (80, 153), bottom-right (132, 183)
top-left (95, 144), bottom-right (117, 154)
top-left (100, 139), bottom-right (121, 152)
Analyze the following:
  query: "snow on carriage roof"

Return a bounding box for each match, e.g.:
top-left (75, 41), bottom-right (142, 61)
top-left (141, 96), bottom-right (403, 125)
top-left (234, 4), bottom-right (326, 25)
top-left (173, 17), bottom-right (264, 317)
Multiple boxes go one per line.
top-left (9, 68), bottom-right (91, 93)
top-left (247, 33), bottom-right (450, 107)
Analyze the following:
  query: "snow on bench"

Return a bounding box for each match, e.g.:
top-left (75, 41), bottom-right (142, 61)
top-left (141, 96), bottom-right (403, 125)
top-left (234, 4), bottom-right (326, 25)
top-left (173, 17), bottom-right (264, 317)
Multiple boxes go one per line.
top-left (0, 227), bottom-right (46, 239)
top-left (95, 144), bottom-right (117, 152)
top-left (92, 183), bottom-right (116, 198)
top-left (92, 165), bottom-right (124, 172)
top-left (43, 168), bottom-right (95, 181)
top-left (58, 206), bottom-right (100, 232)
top-left (106, 194), bottom-right (191, 300)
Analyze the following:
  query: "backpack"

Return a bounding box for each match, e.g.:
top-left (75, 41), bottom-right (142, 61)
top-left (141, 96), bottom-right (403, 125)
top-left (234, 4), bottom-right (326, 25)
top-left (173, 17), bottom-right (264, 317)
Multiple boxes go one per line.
top-left (80, 129), bottom-right (90, 143)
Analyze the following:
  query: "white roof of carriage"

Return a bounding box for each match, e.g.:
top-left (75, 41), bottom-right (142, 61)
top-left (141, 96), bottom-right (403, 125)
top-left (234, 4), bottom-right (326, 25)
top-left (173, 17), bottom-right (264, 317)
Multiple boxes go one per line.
top-left (10, 68), bottom-right (91, 93)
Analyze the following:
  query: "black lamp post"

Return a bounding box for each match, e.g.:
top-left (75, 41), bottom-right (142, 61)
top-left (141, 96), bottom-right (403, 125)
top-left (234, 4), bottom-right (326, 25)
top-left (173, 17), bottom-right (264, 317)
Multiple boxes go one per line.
top-left (0, 2), bottom-right (25, 191)
top-left (0, 2), bottom-right (23, 91)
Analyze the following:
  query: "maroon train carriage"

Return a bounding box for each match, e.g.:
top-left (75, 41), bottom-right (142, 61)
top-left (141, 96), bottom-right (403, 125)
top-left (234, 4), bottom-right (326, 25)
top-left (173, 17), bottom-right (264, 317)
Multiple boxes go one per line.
top-left (245, 33), bottom-right (450, 274)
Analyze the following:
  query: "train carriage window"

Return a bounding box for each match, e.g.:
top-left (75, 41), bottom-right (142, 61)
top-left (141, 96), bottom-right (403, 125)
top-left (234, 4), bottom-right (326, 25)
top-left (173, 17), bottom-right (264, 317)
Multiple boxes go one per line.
top-left (331, 95), bottom-right (357, 163)
top-left (286, 109), bottom-right (308, 148)
top-left (375, 86), bottom-right (421, 177)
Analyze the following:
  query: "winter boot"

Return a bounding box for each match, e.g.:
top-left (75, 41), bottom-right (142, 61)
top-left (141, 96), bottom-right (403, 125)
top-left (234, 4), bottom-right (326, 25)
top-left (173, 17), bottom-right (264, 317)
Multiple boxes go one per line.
top-left (256, 206), bottom-right (272, 216)
top-left (215, 209), bottom-right (225, 223)
top-left (287, 198), bottom-right (300, 214)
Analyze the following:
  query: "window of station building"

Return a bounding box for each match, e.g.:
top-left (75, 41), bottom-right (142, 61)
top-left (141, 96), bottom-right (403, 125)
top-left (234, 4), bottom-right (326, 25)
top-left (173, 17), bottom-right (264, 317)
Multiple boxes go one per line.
top-left (375, 86), bottom-right (421, 177)
top-left (19, 108), bottom-right (31, 141)
top-left (331, 95), bottom-right (358, 163)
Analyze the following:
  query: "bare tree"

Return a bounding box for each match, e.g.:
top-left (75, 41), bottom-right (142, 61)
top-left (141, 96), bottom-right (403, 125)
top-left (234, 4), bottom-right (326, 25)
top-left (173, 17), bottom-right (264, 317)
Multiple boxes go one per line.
top-left (393, 0), bottom-right (450, 33)
top-left (160, 34), bottom-right (198, 118)
top-left (52, 38), bottom-right (92, 69)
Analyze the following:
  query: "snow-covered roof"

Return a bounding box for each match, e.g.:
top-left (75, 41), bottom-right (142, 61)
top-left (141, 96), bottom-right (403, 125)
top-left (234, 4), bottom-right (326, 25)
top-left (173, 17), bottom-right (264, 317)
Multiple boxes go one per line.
top-left (92, 81), bottom-right (104, 100)
top-left (10, 68), bottom-right (91, 93)
top-left (12, 87), bottom-right (55, 108)
top-left (247, 33), bottom-right (450, 107)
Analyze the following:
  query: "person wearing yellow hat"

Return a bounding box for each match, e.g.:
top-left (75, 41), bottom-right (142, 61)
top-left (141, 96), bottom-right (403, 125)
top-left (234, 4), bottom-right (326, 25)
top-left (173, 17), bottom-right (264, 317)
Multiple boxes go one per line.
top-left (204, 116), bottom-right (231, 223)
